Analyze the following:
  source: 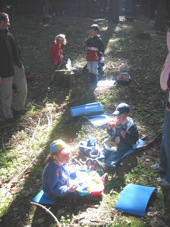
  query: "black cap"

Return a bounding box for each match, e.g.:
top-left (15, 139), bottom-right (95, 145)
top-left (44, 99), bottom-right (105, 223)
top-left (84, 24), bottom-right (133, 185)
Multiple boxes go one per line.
top-left (113, 103), bottom-right (130, 115)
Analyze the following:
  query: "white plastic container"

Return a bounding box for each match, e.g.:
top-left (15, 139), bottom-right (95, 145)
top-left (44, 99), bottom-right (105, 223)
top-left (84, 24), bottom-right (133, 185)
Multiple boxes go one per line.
top-left (66, 58), bottom-right (72, 70)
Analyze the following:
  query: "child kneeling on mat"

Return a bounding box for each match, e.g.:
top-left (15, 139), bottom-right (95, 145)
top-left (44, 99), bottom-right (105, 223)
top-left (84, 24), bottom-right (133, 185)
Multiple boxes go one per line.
top-left (87, 103), bottom-right (138, 171)
top-left (42, 139), bottom-right (107, 201)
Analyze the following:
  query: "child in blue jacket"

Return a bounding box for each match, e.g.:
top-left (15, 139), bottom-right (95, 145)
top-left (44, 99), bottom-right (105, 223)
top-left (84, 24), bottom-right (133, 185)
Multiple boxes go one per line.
top-left (42, 139), bottom-right (107, 201)
top-left (42, 139), bottom-right (79, 201)
top-left (87, 103), bottom-right (138, 170)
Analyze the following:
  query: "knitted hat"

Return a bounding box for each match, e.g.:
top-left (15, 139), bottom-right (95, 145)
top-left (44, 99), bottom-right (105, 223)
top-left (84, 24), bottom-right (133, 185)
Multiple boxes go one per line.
top-left (50, 139), bottom-right (73, 154)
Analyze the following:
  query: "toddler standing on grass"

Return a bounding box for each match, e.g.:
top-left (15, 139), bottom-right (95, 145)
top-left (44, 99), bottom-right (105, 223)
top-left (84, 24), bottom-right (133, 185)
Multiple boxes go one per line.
top-left (84, 24), bottom-right (104, 86)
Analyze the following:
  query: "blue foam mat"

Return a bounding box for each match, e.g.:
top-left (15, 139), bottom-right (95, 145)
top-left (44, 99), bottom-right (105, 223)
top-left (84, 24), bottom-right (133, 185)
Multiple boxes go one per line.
top-left (88, 114), bottom-right (112, 127)
top-left (32, 190), bottom-right (54, 205)
top-left (115, 184), bottom-right (157, 216)
top-left (121, 138), bottom-right (145, 160)
top-left (70, 102), bottom-right (103, 117)
top-left (102, 139), bottom-right (145, 164)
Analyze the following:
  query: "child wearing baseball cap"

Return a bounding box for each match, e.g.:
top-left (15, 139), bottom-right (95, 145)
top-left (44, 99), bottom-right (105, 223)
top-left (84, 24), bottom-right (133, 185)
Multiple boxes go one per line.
top-left (42, 139), bottom-right (80, 201)
top-left (94, 103), bottom-right (139, 170)
top-left (42, 139), bottom-right (107, 201)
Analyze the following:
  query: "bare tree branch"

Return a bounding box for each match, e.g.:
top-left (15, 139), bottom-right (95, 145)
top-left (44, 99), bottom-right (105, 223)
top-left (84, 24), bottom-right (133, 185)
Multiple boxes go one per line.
top-left (31, 202), bottom-right (61, 226)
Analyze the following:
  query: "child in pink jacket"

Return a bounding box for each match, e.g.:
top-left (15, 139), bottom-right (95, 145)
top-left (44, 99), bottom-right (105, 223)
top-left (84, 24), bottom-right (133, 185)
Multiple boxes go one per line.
top-left (151, 29), bottom-right (170, 187)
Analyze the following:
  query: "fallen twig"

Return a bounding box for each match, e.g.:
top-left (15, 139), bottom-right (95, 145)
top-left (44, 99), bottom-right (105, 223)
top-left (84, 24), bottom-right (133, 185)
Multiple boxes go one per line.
top-left (6, 158), bottom-right (36, 188)
top-left (31, 202), bottom-right (61, 226)
top-left (140, 131), bottom-right (162, 150)
top-left (133, 79), bottom-right (140, 88)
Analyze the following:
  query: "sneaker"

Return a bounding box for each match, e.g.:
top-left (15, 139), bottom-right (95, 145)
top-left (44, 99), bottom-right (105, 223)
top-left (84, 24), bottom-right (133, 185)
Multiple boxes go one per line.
top-left (5, 117), bottom-right (14, 123)
top-left (151, 163), bottom-right (166, 173)
top-left (93, 160), bottom-right (105, 176)
top-left (157, 177), bottom-right (170, 187)
top-left (12, 108), bottom-right (27, 115)
top-left (101, 173), bottom-right (108, 183)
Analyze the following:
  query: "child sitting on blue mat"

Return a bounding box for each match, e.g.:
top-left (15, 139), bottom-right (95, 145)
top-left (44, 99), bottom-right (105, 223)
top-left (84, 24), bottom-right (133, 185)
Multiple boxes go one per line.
top-left (42, 139), bottom-right (79, 201)
top-left (42, 139), bottom-right (107, 201)
top-left (87, 103), bottom-right (138, 171)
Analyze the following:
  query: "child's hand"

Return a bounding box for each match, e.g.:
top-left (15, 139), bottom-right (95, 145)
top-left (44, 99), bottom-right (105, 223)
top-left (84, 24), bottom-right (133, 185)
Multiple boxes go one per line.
top-left (69, 184), bottom-right (78, 193)
top-left (59, 54), bottom-right (63, 61)
top-left (54, 60), bottom-right (58, 66)
top-left (0, 77), bottom-right (3, 85)
top-left (121, 130), bottom-right (126, 138)
top-left (108, 118), bottom-right (117, 129)
top-left (108, 122), bottom-right (116, 129)
top-left (95, 55), bottom-right (99, 61)
top-left (85, 46), bottom-right (89, 51)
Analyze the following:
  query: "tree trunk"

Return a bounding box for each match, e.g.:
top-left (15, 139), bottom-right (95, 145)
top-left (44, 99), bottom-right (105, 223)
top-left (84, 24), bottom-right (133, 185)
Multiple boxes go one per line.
top-left (138, 0), bottom-right (154, 19)
top-left (154, 0), bottom-right (166, 31)
top-left (87, 0), bottom-right (94, 18)
top-left (147, 0), bottom-right (156, 19)
top-left (101, 0), bottom-right (107, 18)
top-left (44, 0), bottom-right (50, 15)
top-left (80, 0), bottom-right (86, 17)
top-left (125, 0), bottom-right (135, 19)
top-left (0, 0), bottom-right (6, 12)
top-left (109, 0), bottom-right (119, 23)
top-left (54, 0), bottom-right (63, 16)
top-left (167, 0), bottom-right (170, 21)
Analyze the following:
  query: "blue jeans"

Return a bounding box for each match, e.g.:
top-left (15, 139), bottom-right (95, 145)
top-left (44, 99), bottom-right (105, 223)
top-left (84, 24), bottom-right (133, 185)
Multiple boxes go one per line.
top-left (160, 108), bottom-right (170, 183)
top-left (87, 61), bottom-right (98, 86)
top-left (97, 141), bottom-right (131, 168)
top-left (86, 61), bottom-right (98, 75)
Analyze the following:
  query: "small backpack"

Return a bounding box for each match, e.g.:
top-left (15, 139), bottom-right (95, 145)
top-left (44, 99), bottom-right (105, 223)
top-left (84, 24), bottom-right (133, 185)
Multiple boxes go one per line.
top-left (117, 72), bottom-right (131, 84)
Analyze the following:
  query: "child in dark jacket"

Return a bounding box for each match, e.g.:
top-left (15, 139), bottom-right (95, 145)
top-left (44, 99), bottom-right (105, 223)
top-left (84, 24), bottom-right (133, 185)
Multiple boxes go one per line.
top-left (96, 103), bottom-right (138, 169)
top-left (84, 24), bottom-right (104, 85)
top-left (50, 34), bottom-right (66, 70)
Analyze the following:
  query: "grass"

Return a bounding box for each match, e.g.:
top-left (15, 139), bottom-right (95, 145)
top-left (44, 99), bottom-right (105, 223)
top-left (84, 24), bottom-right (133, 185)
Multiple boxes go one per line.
top-left (0, 14), bottom-right (169, 226)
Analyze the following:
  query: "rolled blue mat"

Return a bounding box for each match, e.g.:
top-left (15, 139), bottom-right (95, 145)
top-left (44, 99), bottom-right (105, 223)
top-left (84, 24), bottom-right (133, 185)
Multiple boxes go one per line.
top-left (115, 184), bottom-right (157, 216)
top-left (70, 102), bottom-right (103, 117)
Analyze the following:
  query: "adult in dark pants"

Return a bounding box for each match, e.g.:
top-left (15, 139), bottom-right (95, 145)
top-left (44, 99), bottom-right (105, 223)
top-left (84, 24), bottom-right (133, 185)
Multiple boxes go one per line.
top-left (0, 12), bottom-right (27, 121)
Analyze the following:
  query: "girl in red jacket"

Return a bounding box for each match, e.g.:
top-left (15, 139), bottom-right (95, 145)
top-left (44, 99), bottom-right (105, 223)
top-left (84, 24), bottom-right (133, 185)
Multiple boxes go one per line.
top-left (50, 34), bottom-right (66, 69)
